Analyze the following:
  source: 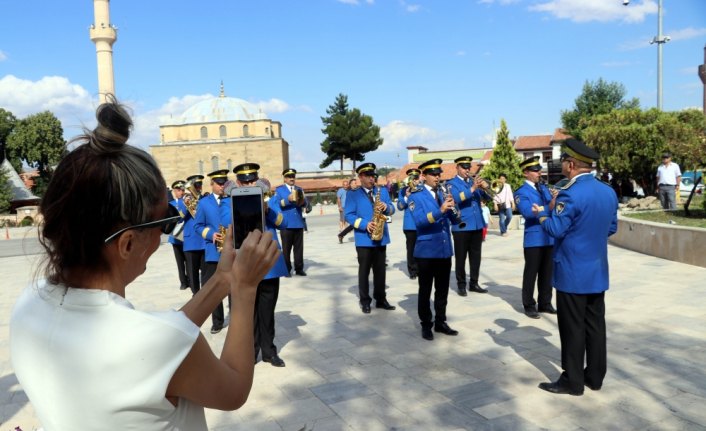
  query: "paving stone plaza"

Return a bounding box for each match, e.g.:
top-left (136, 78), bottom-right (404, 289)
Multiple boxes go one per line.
top-left (1, 210), bottom-right (705, 430)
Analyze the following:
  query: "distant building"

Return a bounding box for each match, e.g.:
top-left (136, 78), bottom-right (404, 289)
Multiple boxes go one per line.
top-left (1, 159), bottom-right (40, 212)
top-left (150, 85), bottom-right (290, 193)
top-left (514, 129), bottom-right (572, 182)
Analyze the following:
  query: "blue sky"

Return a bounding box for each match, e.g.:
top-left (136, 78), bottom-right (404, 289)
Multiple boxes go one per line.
top-left (1, 0), bottom-right (704, 172)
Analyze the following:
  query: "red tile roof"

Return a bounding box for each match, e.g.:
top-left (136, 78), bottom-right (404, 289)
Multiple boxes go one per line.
top-left (552, 128), bottom-right (573, 142)
top-left (514, 135), bottom-right (552, 151)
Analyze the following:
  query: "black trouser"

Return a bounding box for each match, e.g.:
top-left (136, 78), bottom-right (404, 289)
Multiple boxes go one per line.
top-left (184, 250), bottom-right (204, 295)
top-left (281, 228), bottom-right (304, 273)
top-left (254, 278), bottom-right (280, 361)
top-left (556, 291), bottom-right (607, 392)
top-left (403, 230), bottom-right (418, 278)
top-left (522, 246), bottom-right (553, 307)
top-left (417, 257), bottom-right (452, 328)
top-left (452, 230), bottom-right (483, 288)
top-left (356, 246), bottom-right (387, 306)
top-left (171, 243), bottom-right (189, 289)
top-left (339, 224), bottom-right (354, 239)
top-left (202, 262), bottom-right (230, 328)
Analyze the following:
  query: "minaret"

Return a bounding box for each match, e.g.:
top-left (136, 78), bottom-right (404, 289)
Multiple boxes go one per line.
top-left (699, 46), bottom-right (706, 115)
top-left (90, 0), bottom-right (117, 103)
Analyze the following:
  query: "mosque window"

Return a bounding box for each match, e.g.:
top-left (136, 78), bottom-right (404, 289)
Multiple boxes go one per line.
top-left (219, 125), bottom-right (227, 137)
top-left (243, 125), bottom-right (249, 137)
top-left (200, 126), bottom-right (208, 139)
top-left (265, 127), bottom-right (270, 136)
top-left (198, 160), bottom-right (204, 175)
top-left (211, 156), bottom-right (219, 171)
top-left (227, 159), bottom-right (233, 171)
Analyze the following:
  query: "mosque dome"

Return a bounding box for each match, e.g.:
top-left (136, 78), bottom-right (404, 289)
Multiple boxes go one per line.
top-left (166, 86), bottom-right (268, 125)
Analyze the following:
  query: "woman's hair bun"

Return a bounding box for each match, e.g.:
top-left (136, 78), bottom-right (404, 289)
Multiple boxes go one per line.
top-left (89, 95), bottom-right (133, 153)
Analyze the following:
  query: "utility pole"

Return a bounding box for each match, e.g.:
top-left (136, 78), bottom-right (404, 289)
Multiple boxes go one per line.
top-left (650, 0), bottom-right (670, 110)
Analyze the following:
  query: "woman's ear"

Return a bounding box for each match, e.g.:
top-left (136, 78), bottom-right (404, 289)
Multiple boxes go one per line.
top-left (115, 230), bottom-right (136, 259)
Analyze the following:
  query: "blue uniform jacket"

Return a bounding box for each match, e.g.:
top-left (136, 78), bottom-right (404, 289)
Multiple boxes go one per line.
top-left (168, 198), bottom-right (184, 245)
top-left (263, 205), bottom-right (289, 279)
top-left (194, 194), bottom-right (231, 263)
top-left (538, 174), bottom-right (618, 294)
top-left (344, 186), bottom-right (395, 247)
top-left (514, 182), bottom-right (555, 248)
top-left (408, 187), bottom-right (453, 259)
top-left (179, 199), bottom-right (205, 253)
top-left (397, 186), bottom-right (417, 231)
top-left (272, 184), bottom-right (307, 229)
top-left (446, 176), bottom-right (489, 231)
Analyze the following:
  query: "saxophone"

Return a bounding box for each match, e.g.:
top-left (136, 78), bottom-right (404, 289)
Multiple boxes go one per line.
top-left (215, 225), bottom-right (227, 253)
top-left (370, 187), bottom-right (386, 241)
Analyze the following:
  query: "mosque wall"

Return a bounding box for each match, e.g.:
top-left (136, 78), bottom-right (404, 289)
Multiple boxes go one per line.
top-left (151, 138), bottom-right (289, 193)
top-left (160, 120), bottom-right (282, 143)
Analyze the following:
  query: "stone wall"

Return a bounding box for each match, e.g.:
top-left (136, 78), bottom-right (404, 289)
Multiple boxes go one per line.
top-left (610, 214), bottom-right (706, 268)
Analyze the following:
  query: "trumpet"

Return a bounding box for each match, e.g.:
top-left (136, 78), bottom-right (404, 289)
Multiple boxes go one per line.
top-left (476, 177), bottom-right (500, 198)
top-left (440, 182), bottom-right (466, 229)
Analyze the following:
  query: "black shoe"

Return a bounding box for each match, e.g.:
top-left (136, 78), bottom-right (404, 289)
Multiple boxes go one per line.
top-left (584, 381), bottom-right (602, 391)
top-left (295, 270), bottom-right (307, 276)
top-left (210, 325), bottom-right (223, 334)
top-left (538, 304), bottom-right (557, 314)
top-left (410, 274), bottom-right (417, 280)
top-left (361, 303), bottom-right (371, 314)
top-left (179, 285), bottom-right (189, 290)
top-left (421, 327), bottom-right (434, 340)
top-left (469, 283), bottom-right (488, 294)
top-left (338, 235), bottom-right (343, 244)
top-left (524, 305), bottom-right (540, 319)
top-left (538, 381), bottom-right (583, 396)
top-left (434, 322), bottom-right (459, 336)
top-left (375, 300), bottom-right (396, 310)
top-left (457, 287), bottom-right (467, 297)
top-left (263, 355), bottom-right (286, 367)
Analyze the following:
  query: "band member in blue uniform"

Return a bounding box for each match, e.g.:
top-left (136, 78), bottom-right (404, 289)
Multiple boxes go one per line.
top-left (514, 156), bottom-right (558, 319)
top-left (183, 174), bottom-right (205, 296)
top-left (194, 169), bottom-right (232, 334)
top-left (273, 168), bottom-right (308, 276)
top-left (168, 180), bottom-right (189, 290)
top-left (397, 168), bottom-right (422, 280)
top-left (447, 156), bottom-right (491, 296)
top-left (408, 159), bottom-right (460, 340)
top-left (233, 163), bottom-right (289, 367)
top-left (345, 163), bottom-right (396, 314)
top-left (533, 139), bottom-right (618, 396)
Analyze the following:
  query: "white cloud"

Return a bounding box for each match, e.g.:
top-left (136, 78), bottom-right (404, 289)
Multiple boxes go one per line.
top-left (668, 27), bottom-right (706, 42)
top-left (399, 0), bottom-right (421, 12)
top-left (529, 0), bottom-right (657, 23)
top-left (601, 61), bottom-right (633, 68)
top-left (0, 50), bottom-right (7, 62)
top-left (257, 98), bottom-right (290, 114)
top-left (379, 120), bottom-right (438, 152)
top-left (456, 50), bottom-right (467, 56)
top-left (0, 75), bottom-right (96, 132)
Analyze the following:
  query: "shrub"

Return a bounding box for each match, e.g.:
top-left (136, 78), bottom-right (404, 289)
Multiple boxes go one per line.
top-left (20, 216), bottom-right (34, 227)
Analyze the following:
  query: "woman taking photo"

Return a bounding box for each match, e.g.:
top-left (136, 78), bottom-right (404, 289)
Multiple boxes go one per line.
top-left (10, 98), bottom-right (280, 430)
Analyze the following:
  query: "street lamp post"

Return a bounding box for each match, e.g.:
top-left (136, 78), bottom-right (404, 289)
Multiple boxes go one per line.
top-left (649, 0), bottom-right (670, 110)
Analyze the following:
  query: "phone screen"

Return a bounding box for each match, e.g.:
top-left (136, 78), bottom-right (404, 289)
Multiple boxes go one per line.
top-left (231, 192), bottom-right (264, 249)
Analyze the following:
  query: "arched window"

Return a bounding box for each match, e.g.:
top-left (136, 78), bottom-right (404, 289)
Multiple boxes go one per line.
top-left (160, 134), bottom-right (165, 143)
top-left (227, 159), bottom-right (233, 171)
top-left (198, 160), bottom-right (204, 175)
top-left (243, 125), bottom-right (249, 137)
top-left (211, 156), bottom-right (219, 171)
top-left (200, 126), bottom-right (208, 139)
top-left (219, 125), bottom-right (227, 137)
top-left (265, 127), bottom-right (269, 137)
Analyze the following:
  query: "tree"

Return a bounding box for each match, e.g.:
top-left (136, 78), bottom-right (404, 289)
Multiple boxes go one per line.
top-left (0, 108), bottom-right (17, 151)
top-left (582, 108), bottom-right (706, 192)
top-left (6, 111), bottom-right (66, 197)
top-left (0, 165), bottom-right (12, 213)
top-left (320, 93), bottom-right (383, 170)
top-left (478, 119), bottom-right (523, 191)
top-left (561, 78), bottom-right (640, 140)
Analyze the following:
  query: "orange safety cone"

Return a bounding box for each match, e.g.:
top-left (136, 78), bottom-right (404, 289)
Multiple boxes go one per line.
top-left (319, 204), bottom-right (323, 215)
top-left (5, 226), bottom-right (9, 240)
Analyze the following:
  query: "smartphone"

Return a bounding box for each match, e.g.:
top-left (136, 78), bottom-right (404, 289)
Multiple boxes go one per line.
top-left (230, 186), bottom-right (265, 249)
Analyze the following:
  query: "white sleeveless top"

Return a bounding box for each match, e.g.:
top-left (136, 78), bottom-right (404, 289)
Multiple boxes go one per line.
top-left (10, 281), bottom-right (207, 430)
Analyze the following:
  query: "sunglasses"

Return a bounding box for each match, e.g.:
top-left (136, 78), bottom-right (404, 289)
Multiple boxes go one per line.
top-left (104, 204), bottom-right (181, 244)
